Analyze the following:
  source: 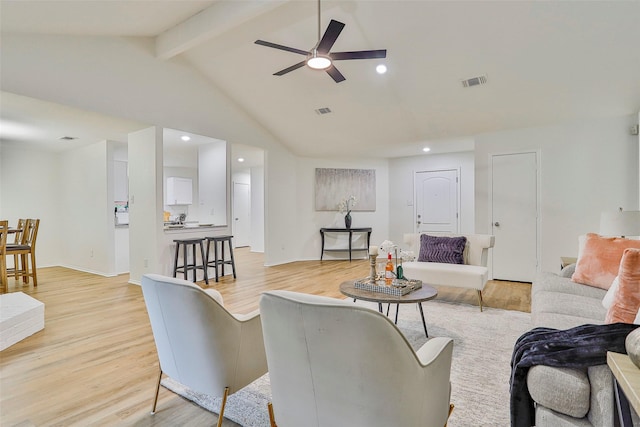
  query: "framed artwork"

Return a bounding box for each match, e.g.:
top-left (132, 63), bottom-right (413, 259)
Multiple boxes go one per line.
top-left (315, 168), bottom-right (376, 211)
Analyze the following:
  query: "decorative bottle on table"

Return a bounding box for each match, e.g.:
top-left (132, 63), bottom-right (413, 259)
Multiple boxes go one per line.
top-left (385, 253), bottom-right (394, 284)
top-left (396, 256), bottom-right (404, 280)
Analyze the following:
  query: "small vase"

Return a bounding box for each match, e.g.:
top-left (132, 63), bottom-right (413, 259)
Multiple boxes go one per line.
top-left (344, 212), bottom-right (352, 229)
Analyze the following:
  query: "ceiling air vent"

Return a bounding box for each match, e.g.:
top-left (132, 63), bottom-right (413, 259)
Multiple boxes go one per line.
top-left (58, 136), bottom-right (78, 141)
top-left (315, 107), bottom-right (332, 115)
top-left (461, 74), bottom-right (488, 88)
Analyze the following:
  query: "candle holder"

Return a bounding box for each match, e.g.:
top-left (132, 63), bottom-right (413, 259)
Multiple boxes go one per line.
top-left (368, 254), bottom-right (377, 283)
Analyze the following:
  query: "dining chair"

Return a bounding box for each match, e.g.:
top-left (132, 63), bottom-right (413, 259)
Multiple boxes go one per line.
top-left (8, 218), bottom-right (25, 280)
top-left (6, 218), bottom-right (40, 286)
top-left (0, 220), bottom-right (8, 292)
top-left (260, 290), bottom-right (455, 427)
top-left (141, 274), bottom-right (268, 427)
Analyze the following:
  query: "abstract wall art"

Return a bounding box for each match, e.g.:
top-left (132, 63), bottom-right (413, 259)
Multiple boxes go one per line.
top-left (315, 168), bottom-right (376, 211)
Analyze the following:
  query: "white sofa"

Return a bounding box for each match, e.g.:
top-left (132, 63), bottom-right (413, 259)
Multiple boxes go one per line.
top-left (401, 233), bottom-right (496, 311)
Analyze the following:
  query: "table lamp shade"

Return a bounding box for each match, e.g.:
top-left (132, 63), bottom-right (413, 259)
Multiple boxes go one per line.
top-left (600, 210), bottom-right (640, 237)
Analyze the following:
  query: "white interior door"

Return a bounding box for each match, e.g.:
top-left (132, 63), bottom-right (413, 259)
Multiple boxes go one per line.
top-left (415, 169), bottom-right (459, 234)
top-left (232, 182), bottom-right (250, 248)
top-left (491, 152), bottom-right (538, 282)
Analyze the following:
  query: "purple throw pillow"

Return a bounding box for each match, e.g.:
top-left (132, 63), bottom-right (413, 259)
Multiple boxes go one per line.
top-left (418, 235), bottom-right (467, 264)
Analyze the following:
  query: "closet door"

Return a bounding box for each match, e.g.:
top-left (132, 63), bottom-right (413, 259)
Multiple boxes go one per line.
top-left (491, 152), bottom-right (538, 282)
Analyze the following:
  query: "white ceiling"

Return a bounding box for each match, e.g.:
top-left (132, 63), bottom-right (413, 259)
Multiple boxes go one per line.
top-left (1, 0), bottom-right (639, 159)
top-left (0, 91), bottom-right (146, 152)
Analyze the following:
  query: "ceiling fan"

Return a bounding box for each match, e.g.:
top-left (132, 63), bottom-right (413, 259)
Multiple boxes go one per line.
top-left (254, 0), bottom-right (387, 83)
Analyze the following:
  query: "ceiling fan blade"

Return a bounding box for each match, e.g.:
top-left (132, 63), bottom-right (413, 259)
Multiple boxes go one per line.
top-left (274, 61), bottom-right (307, 76)
top-left (326, 65), bottom-right (346, 83)
top-left (255, 40), bottom-right (309, 56)
top-left (331, 50), bottom-right (387, 61)
top-left (316, 19), bottom-right (345, 54)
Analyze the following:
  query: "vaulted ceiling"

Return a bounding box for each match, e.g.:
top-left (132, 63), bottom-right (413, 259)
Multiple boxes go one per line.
top-left (1, 0), bottom-right (639, 158)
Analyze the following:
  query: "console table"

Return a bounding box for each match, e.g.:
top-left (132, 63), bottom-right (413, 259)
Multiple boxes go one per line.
top-left (320, 227), bottom-right (372, 262)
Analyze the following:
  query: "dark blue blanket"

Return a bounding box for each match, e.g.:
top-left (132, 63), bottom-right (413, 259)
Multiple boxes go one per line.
top-left (510, 323), bottom-right (639, 427)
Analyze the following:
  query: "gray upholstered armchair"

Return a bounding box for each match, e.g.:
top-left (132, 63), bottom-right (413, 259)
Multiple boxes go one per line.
top-left (141, 274), bottom-right (267, 427)
top-left (260, 290), bottom-right (454, 427)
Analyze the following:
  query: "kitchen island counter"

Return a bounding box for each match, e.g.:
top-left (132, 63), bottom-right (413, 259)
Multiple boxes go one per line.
top-left (160, 225), bottom-right (232, 279)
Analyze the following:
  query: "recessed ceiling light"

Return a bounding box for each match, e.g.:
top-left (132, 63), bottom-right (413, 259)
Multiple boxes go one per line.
top-left (376, 64), bottom-right (387, 74)
top-left (422, 147), bottom-right (431, 153)
top-left (181, 135), bottom-right (191, 141)
top-left (237, 158), bottom-right (245, 163)
top-left (58, 136), bottom-right (78, 141)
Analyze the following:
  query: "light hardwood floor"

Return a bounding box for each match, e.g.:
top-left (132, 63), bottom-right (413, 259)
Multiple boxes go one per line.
top-left (0, 248), bottom-right (531, 426)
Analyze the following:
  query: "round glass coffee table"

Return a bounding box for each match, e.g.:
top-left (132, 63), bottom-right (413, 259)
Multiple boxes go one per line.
top-left (339, 280), bottom-right (438, 337)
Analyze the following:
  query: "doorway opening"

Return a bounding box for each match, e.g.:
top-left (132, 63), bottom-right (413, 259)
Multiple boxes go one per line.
top-left (231, 144), bottom-right (265, 252)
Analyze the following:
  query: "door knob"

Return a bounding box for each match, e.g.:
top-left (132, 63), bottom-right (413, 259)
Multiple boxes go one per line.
top-left (494, 222), bottom-right (500, 227)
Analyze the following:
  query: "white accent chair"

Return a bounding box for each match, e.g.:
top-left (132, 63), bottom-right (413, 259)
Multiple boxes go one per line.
top-left (140, 274), bottom-right (267, 427)
top-left (260, 290), bottom-right (454, 427)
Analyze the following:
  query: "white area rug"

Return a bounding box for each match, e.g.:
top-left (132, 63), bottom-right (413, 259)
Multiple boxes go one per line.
top-left (162, 299), bottom-right (532, 426)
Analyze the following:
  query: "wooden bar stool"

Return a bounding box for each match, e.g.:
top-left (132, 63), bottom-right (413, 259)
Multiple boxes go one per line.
top-left (205, 235), bottom-right (237, 282)
top-left (172, 238), bottom-right (208, 284)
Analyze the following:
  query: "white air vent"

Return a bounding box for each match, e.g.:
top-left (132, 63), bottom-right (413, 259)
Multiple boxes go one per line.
top-left (461, 74), bottom-right (488, 88)
top-left (58, 136), bottom-right (78, 141)
top-left (315, 107), bottom-right (332, 115)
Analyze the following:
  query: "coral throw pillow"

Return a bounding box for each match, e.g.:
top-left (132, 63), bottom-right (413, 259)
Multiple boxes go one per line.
top-left (606, 248), bottom-right (640, 323)
top-left (571, 233), bottom-right (640, 290)
top-left (418, 234), bottom-right (467, 264)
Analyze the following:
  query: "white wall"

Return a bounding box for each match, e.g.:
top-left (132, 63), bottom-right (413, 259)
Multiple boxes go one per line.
top-left (475, 115), bottom-right (639, 273)
top-left (57, 141), bottom-right (115, 275)
top-left (388, 151), bottom-right (476, 249)
top-left (198, 141), bottom-right (228, 226)
top-left (0, 144), bottom-right (61, 268)
top-left (250, 165), bottom-right (265, 253)
top-left (0, 141), bottom-right (124, 275)
top-left (128, 127), bottom-right (164, 283)
top-left (295, 158), bottom-right (390, 261)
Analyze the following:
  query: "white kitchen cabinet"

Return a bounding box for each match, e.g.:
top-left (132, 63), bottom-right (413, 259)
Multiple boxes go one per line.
top-left (166, 177), bottom-right (193, 205)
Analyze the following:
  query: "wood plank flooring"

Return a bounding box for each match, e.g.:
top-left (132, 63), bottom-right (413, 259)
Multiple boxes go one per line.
top-left (0, 248), bottom-right (530, 426)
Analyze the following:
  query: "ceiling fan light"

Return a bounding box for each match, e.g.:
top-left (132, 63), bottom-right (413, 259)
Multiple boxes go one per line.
top-left (307, 55), bottom-right (332, 70)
